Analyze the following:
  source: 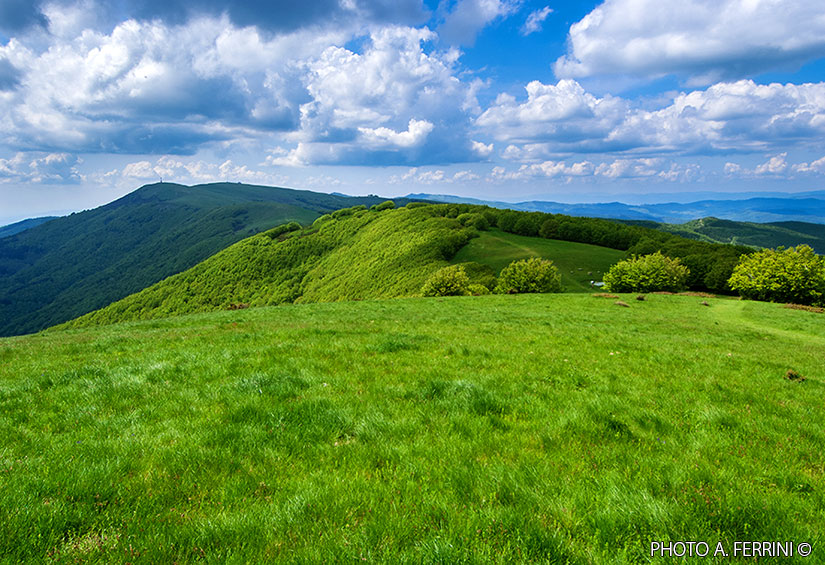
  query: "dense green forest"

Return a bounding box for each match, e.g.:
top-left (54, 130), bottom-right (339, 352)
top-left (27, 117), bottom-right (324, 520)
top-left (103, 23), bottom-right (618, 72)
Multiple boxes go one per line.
top-left (0, 182), bottom-right (418, 336)
top-left (64, 202), bottom-right (753, 329)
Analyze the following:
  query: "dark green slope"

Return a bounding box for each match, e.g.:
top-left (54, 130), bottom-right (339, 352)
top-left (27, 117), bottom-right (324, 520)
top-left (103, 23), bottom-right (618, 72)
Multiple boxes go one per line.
top-left (63, 204), bottom-right (473, 328)
top-left (0, 182), bottom-right (418, 336)
top-left (623, 217), bottom-right (825, 253)
top-left (0, 216), bottom-right (59, 239)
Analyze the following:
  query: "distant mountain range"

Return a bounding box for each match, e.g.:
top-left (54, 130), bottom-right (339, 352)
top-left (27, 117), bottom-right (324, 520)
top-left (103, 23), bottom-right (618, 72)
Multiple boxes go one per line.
top-left (0, 216), bottom-right (59, 239)
top-left (406, 193), bottom-right (825, 224)
top-left (0, 182), bottom-right (412, 336)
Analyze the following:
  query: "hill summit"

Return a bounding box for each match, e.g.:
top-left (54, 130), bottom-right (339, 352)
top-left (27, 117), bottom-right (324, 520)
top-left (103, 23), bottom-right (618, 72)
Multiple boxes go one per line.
top-left (0, 182), bottom-right (416, 336)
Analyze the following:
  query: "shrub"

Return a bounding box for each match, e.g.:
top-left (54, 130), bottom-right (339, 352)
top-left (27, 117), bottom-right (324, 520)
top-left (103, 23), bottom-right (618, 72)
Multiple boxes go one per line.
top-left (421, 265), bottom-right (470, 297)
top-left (371, 200), bottom-right (395, 212)
top-left (728, 245), bottom-right (825, 306)
top-left (263, 221), bottom-right (302, 240)
top-left (468, 283), bottom-right (491, 296)
top-left (480, 209), bottom-right (497, 227)
top-left (311, 214), bottom-right (333, 228)
top-left (497, 211), bottom-right (522, 232)
top-left (468, 214), bottom-right (490, 231)
top-left (456, 213), bottom-right (490, 231)
top-left (603, 252), bottom-right (690, 293)
top-left (494, 258), bottom-right (562, 294)
top-left (458, 261), bottom-right (497, 290)
top-left (331, 206), bottom-right (364, 219)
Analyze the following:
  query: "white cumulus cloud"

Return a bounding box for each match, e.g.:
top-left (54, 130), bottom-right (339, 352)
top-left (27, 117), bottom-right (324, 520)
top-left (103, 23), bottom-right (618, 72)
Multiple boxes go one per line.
top-left (793, 155), bottom-right (825, 174)
top-left (554, 0), bottom-right (825, 85)
top-left (753, 153), bottom-right (789, 175)
top-left (488, 157), bottom-right (698, 183)
top-left (478, 79), bottom-right (825, 158)
top-left (476, 79), bottom-right (628, 151)
top-left (272, 26), bottom-right (478, 166)
top-left (358, 119), bottom-right (435, 148)
top-left (0, 152), bottom-right (82, 184)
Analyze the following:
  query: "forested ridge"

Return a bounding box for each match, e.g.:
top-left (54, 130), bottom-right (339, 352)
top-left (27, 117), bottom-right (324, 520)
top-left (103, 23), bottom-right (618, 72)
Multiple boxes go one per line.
top-left (63, 202), bottom-right (753, 329)
top-left (0, 182), bottom-right (418, 336)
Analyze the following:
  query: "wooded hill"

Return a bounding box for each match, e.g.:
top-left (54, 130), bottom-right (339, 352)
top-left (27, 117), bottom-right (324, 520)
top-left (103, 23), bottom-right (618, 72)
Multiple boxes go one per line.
top-left (0, 216), bottom-right (58, 239)
top-left (0, 182), bottom-right (418, 336)
top-left (63, 202), bottom-right (753, 329)
top-left (622, 217), bottom-right (825, 254)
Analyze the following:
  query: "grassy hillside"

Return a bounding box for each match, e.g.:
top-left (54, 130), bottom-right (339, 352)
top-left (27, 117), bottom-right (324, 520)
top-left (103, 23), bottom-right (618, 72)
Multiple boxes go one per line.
top-left (625, 217), bottom-right (825, 253)
top-left (2, 294), bottom-right (823, 563)
top-left (452, 228), bottom-right (624, 291)
top-left (63, 204), bottom-right (473, 328)
top-left (0, 182), bottom-right (417, 336)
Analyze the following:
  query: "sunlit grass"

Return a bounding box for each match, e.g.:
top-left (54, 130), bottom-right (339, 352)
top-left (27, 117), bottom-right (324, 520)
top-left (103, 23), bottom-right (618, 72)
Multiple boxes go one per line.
top-left (1, 294), bottom-right (823, 563)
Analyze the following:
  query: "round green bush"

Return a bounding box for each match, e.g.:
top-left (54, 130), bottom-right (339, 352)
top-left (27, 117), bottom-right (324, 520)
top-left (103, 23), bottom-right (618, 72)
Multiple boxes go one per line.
top-left (468, 283), bottom-right (491, 296)
top-left (728, 245), bottom-right (825, 305)
top-left (603, 252), bottom-right (690, 293)
top-left (421, 265), bottom-right (471, 297)
top-left (494, 258), bottom-right (562, 294)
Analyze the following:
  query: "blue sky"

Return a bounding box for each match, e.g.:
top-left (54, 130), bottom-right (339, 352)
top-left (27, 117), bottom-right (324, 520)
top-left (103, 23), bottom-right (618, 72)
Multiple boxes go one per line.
top-left (2, 0), bottom-right (825, 223)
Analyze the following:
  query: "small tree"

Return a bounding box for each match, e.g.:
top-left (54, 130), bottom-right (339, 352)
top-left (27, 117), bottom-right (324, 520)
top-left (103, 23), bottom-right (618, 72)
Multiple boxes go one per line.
top-left (603, 252), bottom-right (690, 293)
top-left (421, 265), bottom-right (471, 297)
top-left (495, 258), bottom-right (562, 294)
top-left (456, 213), bottom-right (490, 231)
top-left (728, 245), bottom-right (825, 306)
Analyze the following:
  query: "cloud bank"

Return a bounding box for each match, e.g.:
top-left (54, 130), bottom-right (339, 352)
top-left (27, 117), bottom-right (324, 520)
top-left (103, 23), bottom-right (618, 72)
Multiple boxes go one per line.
top-left (554, 0), bottom-right (825, 85)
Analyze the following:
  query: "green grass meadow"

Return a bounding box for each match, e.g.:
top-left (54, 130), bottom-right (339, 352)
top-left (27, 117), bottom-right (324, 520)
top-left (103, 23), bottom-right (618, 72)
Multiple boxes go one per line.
top-left (452, 229), bottom-right (625, 291)
top-left (1, 294), bottom-right (823, 563)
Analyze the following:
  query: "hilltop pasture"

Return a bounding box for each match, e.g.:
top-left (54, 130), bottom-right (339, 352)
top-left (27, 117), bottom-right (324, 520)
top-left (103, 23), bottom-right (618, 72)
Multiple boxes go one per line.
top-left (452, 229), bottom-right (624, 291)
top-left (1, 294), bottom-right (822, 563)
